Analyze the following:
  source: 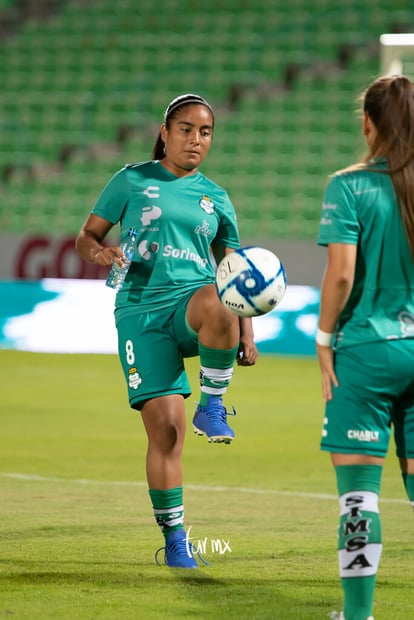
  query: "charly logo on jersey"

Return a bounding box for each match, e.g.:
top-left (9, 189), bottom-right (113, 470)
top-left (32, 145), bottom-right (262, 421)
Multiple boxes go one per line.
top-left (128, 367), bottom-right (142, 390)
top-left (199, 195), bottom-right (215, 214)
top-left (194, 219), bottom-right (213, 238)
top-left (143, 186), bottom-right (160, 199)
top-left (399, 311), bottom-right (414, 336)
top-left (138, 240), bottom-right (160, 261)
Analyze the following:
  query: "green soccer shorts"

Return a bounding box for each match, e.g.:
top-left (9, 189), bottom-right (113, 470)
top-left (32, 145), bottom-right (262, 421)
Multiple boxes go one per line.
top-left (320, 339), bottom-right (414, 457)
top-left (114, 291), bottom-right (199, 411)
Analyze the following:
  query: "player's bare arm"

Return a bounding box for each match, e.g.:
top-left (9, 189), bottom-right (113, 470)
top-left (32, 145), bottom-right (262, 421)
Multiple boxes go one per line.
top-left (317, 243), bottom-right (356, 402)
top-left (75, 214), bottom-right (125, 267)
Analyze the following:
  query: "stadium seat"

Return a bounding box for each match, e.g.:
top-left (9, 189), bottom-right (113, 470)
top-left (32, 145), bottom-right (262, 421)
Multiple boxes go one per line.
top-left (0, 0), bottom-right (413, 238)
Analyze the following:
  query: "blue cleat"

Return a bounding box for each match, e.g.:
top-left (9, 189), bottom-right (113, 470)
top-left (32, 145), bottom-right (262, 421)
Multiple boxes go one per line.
top-left (154, 528), bottom-right (208, 568)
top-left (193, 396), bottom-right (236, 444)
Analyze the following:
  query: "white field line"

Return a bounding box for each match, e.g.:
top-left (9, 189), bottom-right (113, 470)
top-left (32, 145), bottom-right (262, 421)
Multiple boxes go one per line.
top-left (0, 472), bottom-right (408, 504)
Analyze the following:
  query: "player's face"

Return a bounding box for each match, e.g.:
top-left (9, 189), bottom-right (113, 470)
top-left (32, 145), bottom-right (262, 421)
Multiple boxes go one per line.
top-left (160, 105), bottom-right (214, 177)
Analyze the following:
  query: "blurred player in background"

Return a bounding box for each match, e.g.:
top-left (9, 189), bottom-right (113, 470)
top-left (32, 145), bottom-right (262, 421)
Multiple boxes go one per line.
top-left (316, 75), bottom-right (414, 620)
top-left (76, 94), bottom-right (258, 568)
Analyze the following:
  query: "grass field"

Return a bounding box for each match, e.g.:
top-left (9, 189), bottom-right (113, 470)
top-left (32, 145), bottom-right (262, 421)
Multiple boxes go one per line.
top-left (1, 350), bottom-right (413, 620)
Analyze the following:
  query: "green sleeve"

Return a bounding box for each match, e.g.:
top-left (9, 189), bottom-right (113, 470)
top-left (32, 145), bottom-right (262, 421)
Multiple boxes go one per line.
top-left (317, 174), bottom-right (360, 247)
top-left (215, 192), bottom-right (240, 248)
top-left (91, 167), bottom-right (130, 224)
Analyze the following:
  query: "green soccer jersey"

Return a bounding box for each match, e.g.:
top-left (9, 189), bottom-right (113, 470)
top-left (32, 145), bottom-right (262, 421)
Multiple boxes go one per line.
top-left (318, 159), bottom-right (414, 347)
top-left (92, 160), bottom-right (240, 311)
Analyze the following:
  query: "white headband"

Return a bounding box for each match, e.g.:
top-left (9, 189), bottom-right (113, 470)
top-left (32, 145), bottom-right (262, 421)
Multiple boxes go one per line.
top-left (164, 94), bottom-right (214, 120)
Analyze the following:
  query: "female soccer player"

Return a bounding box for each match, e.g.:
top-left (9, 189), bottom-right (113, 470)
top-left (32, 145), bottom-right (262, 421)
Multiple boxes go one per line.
top-left (75, 94), bottom-right (258, 568)
top-left (316, 75), bottom-right (414, 620)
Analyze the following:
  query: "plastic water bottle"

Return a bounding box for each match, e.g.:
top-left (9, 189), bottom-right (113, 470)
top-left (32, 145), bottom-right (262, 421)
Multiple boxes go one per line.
top-left (105, 228), bottom-right (137, 291)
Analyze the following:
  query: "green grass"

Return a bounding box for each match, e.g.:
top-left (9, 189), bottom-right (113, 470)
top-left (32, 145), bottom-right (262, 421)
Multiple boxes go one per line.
top-left (0, 351), bottom-right (413, 619)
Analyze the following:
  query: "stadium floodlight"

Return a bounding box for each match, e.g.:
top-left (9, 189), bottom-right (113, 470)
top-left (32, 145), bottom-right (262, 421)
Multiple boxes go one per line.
top-left (380, 33), bottom-right (414, 76)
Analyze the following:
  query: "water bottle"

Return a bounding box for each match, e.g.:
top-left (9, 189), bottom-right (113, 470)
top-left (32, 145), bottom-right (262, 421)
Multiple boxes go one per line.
top-left (105, 228), bottom-right (137, 291)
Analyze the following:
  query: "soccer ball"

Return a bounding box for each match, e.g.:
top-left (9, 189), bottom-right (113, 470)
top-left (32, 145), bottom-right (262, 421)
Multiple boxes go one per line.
top-left (215, 246), bottom-right (287, 317)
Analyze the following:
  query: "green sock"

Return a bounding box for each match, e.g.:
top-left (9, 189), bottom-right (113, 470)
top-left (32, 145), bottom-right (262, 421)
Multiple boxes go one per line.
top-left (335, 464), bottom-right (383, 620)
top-left (198, 344), bottom-right (238, 406)
top-left (404, 473), bottom-right (414, 509)
top-left (148, 486), bottom-right (184, 539)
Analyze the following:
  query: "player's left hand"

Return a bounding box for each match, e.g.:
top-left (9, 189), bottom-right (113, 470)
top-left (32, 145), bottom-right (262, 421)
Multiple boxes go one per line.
top-left (316, 343), bottom-right (339, 403)
top-left (92, 246), bottom-right (127, 267)
top-left (237, 339), bottom-right (258, 366)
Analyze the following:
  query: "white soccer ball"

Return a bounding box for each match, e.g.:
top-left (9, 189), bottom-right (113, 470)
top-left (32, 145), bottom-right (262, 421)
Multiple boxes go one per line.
top-left (215, 246), bottom-right (287, 317)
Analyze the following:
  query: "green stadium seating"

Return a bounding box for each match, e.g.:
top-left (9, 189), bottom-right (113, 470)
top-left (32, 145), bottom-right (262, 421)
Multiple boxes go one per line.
top-left (0, 0), bottom-right (413, 239)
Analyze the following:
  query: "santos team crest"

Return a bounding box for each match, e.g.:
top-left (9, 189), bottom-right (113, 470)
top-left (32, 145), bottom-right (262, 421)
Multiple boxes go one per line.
top-left (199, 195), bottom-right (215, 214)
